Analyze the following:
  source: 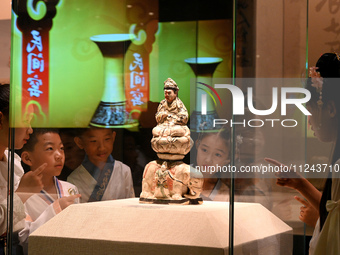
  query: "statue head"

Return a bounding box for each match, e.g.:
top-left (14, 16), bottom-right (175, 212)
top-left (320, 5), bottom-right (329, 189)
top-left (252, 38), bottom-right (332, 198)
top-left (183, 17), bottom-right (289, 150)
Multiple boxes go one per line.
top-left (164, 78), bottom-right (179, 103)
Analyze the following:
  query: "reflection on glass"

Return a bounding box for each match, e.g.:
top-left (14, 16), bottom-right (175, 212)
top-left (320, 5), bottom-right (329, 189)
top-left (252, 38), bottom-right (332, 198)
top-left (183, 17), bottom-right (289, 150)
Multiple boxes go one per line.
top-left (185, 57), bottom-right (223, 132)
top-left (90, 34), bottom-right (137, 128)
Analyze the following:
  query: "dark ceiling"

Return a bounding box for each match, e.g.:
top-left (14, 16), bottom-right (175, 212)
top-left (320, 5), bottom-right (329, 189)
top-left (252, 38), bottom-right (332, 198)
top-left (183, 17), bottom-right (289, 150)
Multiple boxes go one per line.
top-left (159, 0), bottom-right (233, 22)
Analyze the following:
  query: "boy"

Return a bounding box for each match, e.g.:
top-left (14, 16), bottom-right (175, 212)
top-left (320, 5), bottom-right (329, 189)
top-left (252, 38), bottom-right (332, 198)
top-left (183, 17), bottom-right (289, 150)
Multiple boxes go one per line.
top-left (67, 127), bottom-right (135, 203)
top-left (18, 128), bottom-right (81, 254)
top-left (58, 128), bottom-right (86, 181)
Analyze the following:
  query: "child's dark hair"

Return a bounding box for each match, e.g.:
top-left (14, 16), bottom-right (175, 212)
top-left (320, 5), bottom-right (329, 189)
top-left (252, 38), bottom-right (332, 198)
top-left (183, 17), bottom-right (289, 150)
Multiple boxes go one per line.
top-left (196, 126), bottom-right (230, 147)
top-left (0, 84), bottom-right (10, 118)
top-left (59, 128), bottom-right (80, 138)
top-left (306, 53), bottom-right (340, 113)
top-left (21, 128), bottom-right (60, 152)
top-left (73, 127), bottom-right (115, 138)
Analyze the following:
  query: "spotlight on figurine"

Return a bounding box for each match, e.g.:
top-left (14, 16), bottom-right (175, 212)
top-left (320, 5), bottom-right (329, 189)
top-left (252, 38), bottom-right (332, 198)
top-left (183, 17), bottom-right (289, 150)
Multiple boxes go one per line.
top-left (139, 78), bottom-right (204, 205)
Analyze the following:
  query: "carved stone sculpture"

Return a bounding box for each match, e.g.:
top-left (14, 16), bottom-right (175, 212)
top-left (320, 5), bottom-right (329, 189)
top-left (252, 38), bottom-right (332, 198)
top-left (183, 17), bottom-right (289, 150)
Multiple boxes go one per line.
top-left (139, 78), bottom-right (204, 205)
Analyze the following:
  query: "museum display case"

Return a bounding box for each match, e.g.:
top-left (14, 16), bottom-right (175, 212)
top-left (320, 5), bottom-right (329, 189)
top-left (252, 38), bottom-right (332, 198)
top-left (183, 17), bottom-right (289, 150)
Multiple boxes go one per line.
top-left (1, 0), bottom-right (337, 254)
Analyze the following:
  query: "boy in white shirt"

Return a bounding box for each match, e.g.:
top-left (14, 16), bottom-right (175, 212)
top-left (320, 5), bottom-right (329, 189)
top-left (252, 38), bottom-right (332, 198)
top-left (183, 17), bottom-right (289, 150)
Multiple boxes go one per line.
top-left (18, 128), bottom-right (81, 254)
top-left (68, 127), bottom-right (134, 202)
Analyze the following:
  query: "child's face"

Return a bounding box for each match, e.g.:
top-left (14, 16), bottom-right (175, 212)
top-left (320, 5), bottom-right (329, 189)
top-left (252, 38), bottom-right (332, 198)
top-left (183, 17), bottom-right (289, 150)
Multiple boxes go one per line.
top-left (15, 125), bottom-right (33, 150)
top-left (76, 128), bottom-right (115, 166)
top-left (15, 104), bottom-right (34, 149)
top-left (60, 133), bottom-right (85, 170)
top-left (0, 111), bottom-right (33, 150)
top-left (27, 132), bottom-right (65, 177)
top-left (196, 134), bottom-right (230, 176)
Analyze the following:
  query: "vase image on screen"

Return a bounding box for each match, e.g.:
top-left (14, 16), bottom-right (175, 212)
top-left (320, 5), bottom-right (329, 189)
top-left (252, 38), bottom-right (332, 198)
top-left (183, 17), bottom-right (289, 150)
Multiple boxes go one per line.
top-left (184, 57), bottom-right (223, 132)
top-left (89, 34), bottom-right (137, 128)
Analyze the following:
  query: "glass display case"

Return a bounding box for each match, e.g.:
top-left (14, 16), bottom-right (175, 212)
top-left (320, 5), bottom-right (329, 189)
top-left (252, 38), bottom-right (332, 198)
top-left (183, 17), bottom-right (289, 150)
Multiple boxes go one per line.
top-left (0, 0), bottom-right (337, 254)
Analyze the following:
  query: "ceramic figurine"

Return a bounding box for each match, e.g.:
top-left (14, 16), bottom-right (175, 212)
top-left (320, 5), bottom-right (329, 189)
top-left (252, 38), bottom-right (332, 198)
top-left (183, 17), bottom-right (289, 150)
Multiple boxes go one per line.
top-left (139, 78), bottom-right (203, 205)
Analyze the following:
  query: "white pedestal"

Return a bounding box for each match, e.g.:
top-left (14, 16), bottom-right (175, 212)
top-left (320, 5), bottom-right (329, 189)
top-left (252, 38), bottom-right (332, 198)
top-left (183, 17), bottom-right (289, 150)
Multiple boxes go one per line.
top-left (29, 198), bottom-right (292, 255)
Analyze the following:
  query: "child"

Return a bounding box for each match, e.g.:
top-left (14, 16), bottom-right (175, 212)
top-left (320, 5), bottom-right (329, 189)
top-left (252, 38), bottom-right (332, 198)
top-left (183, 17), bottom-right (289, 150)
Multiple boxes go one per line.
top-left (67, 127), bottom-right (135, 203)
top-left (194, 128), bottom-right (230, 200)
top-left (18, 128), bottom-right (81, 254)
top-left (266, 52), bottom-right (340, 254)
top-left (58, 128), bottom-right (86, 181)
top-left (0, 83), bottom-right (45, 254)
top-left (194, 123), bottom-right (270, 204)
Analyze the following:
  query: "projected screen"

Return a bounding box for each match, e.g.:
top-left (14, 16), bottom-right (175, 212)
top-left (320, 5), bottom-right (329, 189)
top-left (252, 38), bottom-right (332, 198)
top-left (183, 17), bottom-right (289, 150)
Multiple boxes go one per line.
top-left (11, 0), bottom-right (231, 128)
